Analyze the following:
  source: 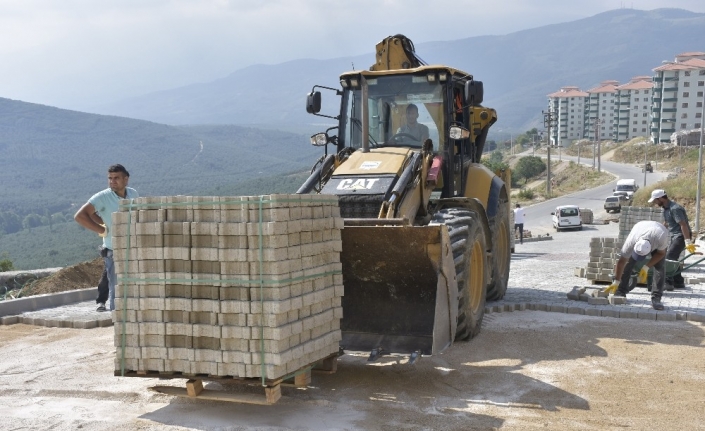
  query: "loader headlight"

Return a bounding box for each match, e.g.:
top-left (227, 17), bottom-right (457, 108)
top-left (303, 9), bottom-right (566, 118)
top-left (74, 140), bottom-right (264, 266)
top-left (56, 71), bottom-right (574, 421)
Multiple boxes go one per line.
top-left (310, 133), bottom-right (329, 147)
top-left (449, 126), bottom-right (470, 140)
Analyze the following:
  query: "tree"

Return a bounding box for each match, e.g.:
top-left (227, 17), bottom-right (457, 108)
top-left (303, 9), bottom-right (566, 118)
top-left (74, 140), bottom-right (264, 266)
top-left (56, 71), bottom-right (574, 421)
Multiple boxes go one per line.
top-left (482, 150), bottom-right (509, 173)
top-left (0, 252), bottom-right (13, 272)
top-left (22, 214), bottom-right (42, 232)
top-left (513, 156), bottom-right (546, 184)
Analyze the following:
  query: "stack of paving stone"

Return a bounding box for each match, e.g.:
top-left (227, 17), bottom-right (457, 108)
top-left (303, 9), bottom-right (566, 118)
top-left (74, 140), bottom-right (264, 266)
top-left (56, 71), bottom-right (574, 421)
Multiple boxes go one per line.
top-left (617, 206), bottom-right (664, 244)
top-left (582, 206), bottom-right (664, 283)
top-left (110, 194), bottom-right (344, 380)
top-left (579, 208), bottom-right (594, 225)
top-left (584, 237), bottom-right (620, 282)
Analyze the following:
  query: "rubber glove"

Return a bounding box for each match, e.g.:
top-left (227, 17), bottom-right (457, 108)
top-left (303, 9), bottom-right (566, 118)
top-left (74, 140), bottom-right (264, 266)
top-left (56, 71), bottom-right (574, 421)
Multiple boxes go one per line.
top-left (638, 265), bottom-right (650, 284)
top-left (98, 224), bottom-right (108, 238)
top-left (604, 282), bottom-right (619, 295)
top-left (685, 239), bottom-right (697, 254)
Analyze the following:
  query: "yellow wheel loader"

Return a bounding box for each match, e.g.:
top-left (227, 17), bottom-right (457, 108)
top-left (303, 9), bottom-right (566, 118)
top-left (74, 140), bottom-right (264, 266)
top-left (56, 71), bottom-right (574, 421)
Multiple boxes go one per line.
top-left (298, 35), bottom-right (511, 357)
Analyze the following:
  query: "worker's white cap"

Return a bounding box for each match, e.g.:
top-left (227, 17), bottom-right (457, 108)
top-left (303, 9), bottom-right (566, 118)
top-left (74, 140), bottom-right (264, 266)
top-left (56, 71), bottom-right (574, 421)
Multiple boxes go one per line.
top-left (632, 239), bottom-right (652, 261)
top-left (648, 189), bottom-right (666, 203)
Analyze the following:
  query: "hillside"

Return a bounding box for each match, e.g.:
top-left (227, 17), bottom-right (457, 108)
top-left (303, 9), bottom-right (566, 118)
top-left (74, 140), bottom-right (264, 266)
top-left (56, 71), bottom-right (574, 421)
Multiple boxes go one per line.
top-left (93, 8), bottom-right (705, 131)
top-left (0, 97), bottom-right (320, 221)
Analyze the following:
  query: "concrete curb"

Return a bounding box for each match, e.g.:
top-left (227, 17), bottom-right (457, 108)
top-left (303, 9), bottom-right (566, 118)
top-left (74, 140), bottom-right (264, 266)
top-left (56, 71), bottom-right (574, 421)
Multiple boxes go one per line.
top-left (484, 302), bottom-right (705, 323)
top-left (0, 288), bottom-right (96, 317)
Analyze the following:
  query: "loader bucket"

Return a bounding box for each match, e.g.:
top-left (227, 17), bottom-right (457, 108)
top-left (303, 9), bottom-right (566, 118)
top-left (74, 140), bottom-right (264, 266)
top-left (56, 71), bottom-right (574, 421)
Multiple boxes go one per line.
top-left (339, 224), bottom-right (458, 355)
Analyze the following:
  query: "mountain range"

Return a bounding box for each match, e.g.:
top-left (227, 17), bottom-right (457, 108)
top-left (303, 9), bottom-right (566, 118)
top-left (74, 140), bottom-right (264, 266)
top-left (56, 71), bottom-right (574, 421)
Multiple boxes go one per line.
top-left (93, 8), bottom-right (705, 133)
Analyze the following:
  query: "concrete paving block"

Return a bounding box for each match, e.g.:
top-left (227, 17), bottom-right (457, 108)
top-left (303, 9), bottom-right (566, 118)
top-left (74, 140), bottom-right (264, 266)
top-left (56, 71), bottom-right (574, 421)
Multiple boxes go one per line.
top-left (675, 312), bottom-right (688, 321)
top-left (74, 320), bottom-right (99, 329)
top-left (515, 303), bottom-right (527, 311)
top-left (549, 305), bottom-right (568, 313)
top-left (579, 293), bottom-right (591, 302)
top-left (619, 309), bottom-right (639, 319)
top-left (98, 318), bottom-right (114, 327)
top-left (193, 324), bottom-right (221, 338)
top-left (191, 311), bottom-right (217, 326)
top-left (536, 304), bottom-right (549, 311)
top-left (567, 286), bottom-right (586, 300)
top-left (141, 346), bottom-right (168, 360)
top-left (193, 348), bottom-right (223, 363)
top-left (567, 306), bottom-right (585, 315)
top-left (687, 313), bottom-right (705, 323)
top-left (588, 297), bottom-right (609, 305)
top-left (219, 235), bottom-right (248, 250)
top-left (609, 296), bottom-right (627, 305)
top-left (164, 359), bottom-right (191, 374)
top-left (656, 312), bottom-right (677, 321)
top-left (600, 309), bottom-right (620, 318)
top-left (503, 304), bottom-right (515, 312)
top-left (164, 296), bottom-right (191, 311)
top-left (192, 336), bottom-right (220, 350)
top-left (221, 337), bottom-right (250, 352)
top-left (1, 316), bottom-right (19, 325)
top-left (637, 310), bottom-right (657, 320)
top-left (585, 308), bottom-right (601, 317)
top-left (191, 361), bottom-right (218, 375)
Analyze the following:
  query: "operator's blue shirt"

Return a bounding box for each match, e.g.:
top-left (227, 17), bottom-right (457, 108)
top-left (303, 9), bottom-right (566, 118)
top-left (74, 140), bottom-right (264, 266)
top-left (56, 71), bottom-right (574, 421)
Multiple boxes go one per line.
top-left (88, 187), bottom-right (138, 250)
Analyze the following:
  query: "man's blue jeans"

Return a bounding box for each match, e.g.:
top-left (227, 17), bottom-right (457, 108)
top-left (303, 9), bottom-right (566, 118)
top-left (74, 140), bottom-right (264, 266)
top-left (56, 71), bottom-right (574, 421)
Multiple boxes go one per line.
top-left (102, 249), bottom-right (116, 311)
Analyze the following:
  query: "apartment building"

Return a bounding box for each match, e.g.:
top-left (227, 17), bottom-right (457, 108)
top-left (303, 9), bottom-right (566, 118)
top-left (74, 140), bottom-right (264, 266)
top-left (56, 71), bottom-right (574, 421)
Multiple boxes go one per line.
top-left (585, 80), bottom-right (618, 141)
top-left (651, 52), bottom-right (705, 144)
top-left (613, 76), bottom-right (653, 142)
top-left (547, 86), bottom-right (588, 146)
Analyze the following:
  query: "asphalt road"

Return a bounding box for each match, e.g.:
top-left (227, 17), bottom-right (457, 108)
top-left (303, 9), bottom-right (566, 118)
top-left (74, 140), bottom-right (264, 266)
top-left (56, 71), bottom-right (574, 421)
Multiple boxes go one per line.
top-left (521, 149), bottom-right (670, 235)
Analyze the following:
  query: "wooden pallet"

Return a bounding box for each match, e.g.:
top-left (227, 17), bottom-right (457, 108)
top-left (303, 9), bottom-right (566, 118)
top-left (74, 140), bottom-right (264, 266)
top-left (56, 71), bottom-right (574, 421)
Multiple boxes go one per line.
top-left (123, 354), bottom-right (337, 405)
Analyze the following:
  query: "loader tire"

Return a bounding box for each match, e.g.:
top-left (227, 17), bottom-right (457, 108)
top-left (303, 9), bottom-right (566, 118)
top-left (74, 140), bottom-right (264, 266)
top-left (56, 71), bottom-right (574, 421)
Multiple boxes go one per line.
top-left (486, 200), bottom-right (511, 301)
top-left (431, 208), bottom-right (488, 341)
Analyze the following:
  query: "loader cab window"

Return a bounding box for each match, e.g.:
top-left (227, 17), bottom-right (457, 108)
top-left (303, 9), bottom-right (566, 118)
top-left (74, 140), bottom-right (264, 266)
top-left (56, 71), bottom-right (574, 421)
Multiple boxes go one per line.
top-left (338, 74), bottom-right (443, 151)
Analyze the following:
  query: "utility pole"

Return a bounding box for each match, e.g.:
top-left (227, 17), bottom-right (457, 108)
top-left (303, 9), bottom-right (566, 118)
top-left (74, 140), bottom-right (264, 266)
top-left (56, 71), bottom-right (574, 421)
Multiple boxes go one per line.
top-left (543, 110), bottom-right (557, 197)
top-left (595, 118), bottom-right (603, 172)
top-left (696, 92), bottom-right (705, 237)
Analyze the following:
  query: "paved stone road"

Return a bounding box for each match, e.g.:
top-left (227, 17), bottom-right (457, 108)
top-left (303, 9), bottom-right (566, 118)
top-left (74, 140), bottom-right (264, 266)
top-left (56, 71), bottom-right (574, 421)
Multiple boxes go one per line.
top-left (3, 220), bottom-right (705, 328)
top-left (496, 221), bottom-right (705, 322)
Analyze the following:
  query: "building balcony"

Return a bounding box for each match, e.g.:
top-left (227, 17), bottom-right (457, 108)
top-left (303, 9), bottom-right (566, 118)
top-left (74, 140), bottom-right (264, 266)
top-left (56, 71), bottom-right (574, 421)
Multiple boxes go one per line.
top-left (664, 77), bottom-right (679, 81)
top-left (663, 87), bottom-right (678, 92)
top-left (662, 108), bottom-right (676, 112)
top-left (661, 128), bottom-right (675, 133)
top-left (662, 98), bottom-right (677, 102)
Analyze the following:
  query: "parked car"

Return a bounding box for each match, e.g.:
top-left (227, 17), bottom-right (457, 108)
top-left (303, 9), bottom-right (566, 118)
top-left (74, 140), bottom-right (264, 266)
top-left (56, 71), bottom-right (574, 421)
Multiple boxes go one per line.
top-left (551, 205), bottom-right (582, 231)
top-left (604, 196), bottom-right (622, 213)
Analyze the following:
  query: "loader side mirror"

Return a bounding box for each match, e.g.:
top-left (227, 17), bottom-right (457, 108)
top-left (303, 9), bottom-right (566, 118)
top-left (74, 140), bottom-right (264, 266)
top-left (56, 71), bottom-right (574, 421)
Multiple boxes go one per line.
top-left (306, 91), bottom-right (322, 114)
top-left (465, 80), bottom-right (484, 106)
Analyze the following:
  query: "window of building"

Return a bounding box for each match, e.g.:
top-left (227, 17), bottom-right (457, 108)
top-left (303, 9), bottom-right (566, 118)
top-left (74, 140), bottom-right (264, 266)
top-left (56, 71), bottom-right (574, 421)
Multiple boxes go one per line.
top-left (602, 113), bottom-right (606, 116)
top-left (634, 113), bottom-right (638, 117)
top-left (635, 98), bottom-right (639, 101)
top-left (643, 113), bottom-right (648, 117)
top-left (682, 103), bottom-right (689, 108)
top-left (684, 81), bottom-right (690, 87)
top-left (683, 92), bottom-right (690, 97)
top-left (698, 91), bottom-right (704, 97)
top-left (700, 70), bottom-right (705, 75)
top-left (681, 123), bottom-right (687, 129)
top-left (642, 128), bottom-right (646, 132)
top-left (633, 128), bottom-right (637, 132)
top-left (642, 120), bottom-right (647, 124)
top-left (681, 113), bottom-right (688, 118)
top-left (644, 90), bottom-right (649, 94)
top-left (698, 102), bottom-right (703, 108)
top-left (633, 121), bottom-right (638, 125)
top-left (699, 81), bottom-right (704, 86)
top-left (696, 123), bottom-right (702, 128)
top-left (635, 90), bottom-right (640, 94)
top-left (696, 112), bottom-right (702, 118)
top-left (685, 71), bottom-right (691, 76)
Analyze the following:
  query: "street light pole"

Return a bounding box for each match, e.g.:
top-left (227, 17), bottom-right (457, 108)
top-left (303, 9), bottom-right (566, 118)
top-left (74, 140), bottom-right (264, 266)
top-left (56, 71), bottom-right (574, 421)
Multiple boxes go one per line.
top-left (543, 110), bottom-right (557, 197)
top-left (695, 93), bottom-right (705, 237)
top-left (644, 140), bottom-right (648, 188)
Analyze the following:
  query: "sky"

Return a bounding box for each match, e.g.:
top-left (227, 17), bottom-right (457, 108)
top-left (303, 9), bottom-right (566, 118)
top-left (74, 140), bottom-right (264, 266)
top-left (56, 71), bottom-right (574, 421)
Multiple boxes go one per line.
top-left (1, 0), bottom-right (704, 111)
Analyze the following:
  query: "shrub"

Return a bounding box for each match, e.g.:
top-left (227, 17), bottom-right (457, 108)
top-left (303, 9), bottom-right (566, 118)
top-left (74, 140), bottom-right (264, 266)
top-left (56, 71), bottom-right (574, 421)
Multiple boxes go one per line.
top-left (517, 188), bottom-right (535, 200)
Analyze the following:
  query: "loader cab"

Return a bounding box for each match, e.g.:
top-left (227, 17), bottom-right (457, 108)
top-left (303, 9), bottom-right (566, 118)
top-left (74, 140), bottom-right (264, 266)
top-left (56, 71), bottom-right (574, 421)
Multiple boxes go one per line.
top-left (334, 68), bottom-right (480, 198)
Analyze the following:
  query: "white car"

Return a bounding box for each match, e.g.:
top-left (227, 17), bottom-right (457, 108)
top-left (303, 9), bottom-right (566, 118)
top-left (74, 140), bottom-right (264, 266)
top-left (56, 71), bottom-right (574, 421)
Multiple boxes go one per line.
top-left (551, 205), bottom-right (582, 231)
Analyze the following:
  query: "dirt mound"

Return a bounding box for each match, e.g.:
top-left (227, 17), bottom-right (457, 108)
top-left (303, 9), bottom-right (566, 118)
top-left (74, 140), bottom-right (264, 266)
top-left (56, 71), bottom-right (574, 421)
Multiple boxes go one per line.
top-left (26, 258), bottom-right (103, 296)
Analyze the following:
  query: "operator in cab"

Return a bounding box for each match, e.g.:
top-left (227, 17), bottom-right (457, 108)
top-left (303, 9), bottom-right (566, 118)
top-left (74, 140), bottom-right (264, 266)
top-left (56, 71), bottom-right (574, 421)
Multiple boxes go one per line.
top-left (397, 104), bottom-right (430, 143)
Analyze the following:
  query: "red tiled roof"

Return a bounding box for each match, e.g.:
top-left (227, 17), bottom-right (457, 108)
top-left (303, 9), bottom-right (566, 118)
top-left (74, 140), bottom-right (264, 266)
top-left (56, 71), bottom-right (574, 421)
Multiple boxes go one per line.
top-left (616, 80), bottom-right (654, 90)
top-left (547, 86), bottom-right (588, 98)
top-left (587, 81), bottom-right (619, 93)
